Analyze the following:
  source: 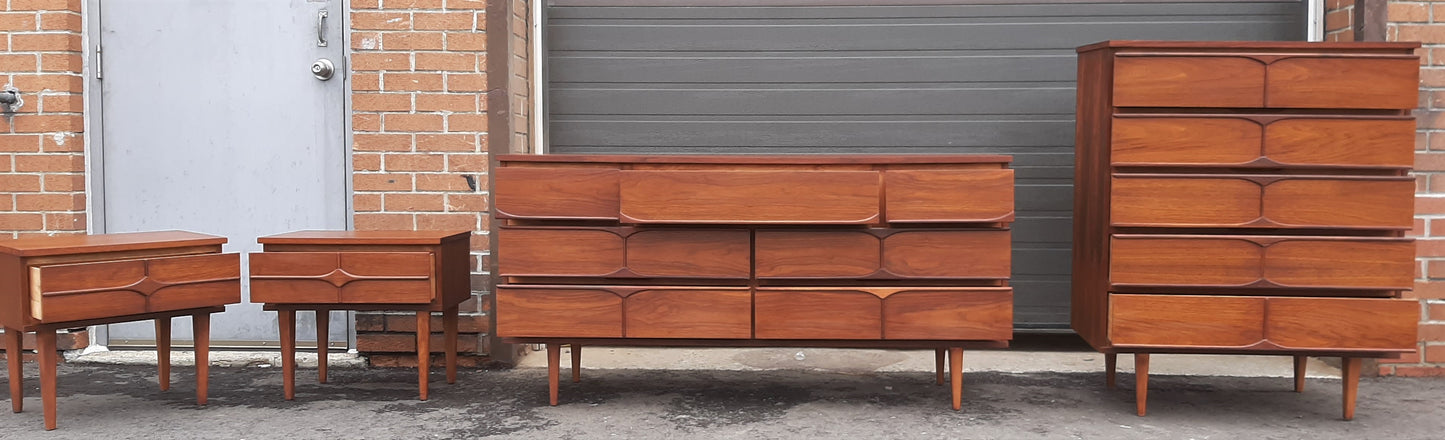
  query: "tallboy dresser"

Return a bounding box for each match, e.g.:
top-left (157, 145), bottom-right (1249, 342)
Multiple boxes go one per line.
top-left (1, 231), bottom-right (241, 430)
top-left (1073, 41), bottom-right (1421, 420)
top-left (495, 154), bottom-right (1015, 409)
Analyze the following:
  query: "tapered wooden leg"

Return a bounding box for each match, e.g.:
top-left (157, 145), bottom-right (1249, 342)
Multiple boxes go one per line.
top-left (156, 318), bottom-right (171, 391)
top-left (1342, 357), bottom-right (1361, 421)
top-left (279, 309), bottom-right (296, 400)
top-left (444, 306), bottom-right (458, 385)
top-left (38, 328), bottom-right (57, 431)
top-left (949, 347), bottom-right (963, 411)
top-left (935, 349), bottom-right (945, 385)
top-left (6, 327), bottom-right (23, 413)
top-left (1294, 355), bottom-right (1307, 393)
top-left (547, 344), bottom-right (561, 406)
top-left (416, 311), bottom-right (430, 401)
top-left (316, 311), bottom-right (328, 384)
top-left (193, 313), bottom-right (210, 406)
top-left (1135, 353), bottom-right (1150, 417)
top-left (571, 345), bottom-right (582, 383)
top-left (1106, 352), bottom-right (1117, 390)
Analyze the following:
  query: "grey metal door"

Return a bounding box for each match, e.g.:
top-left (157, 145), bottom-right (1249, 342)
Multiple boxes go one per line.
top-left (95, 0), bottom-right (348, 346)
top-left (544, 1), bottom-right (1306, 330)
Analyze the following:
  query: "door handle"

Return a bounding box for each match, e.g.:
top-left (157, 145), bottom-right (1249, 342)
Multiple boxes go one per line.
top-left (317, 10), bottom-right (328, 47)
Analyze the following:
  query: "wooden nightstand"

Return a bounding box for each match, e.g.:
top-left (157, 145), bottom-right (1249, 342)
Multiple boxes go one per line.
top-left (0, 231), bottom-right (241, 430)
top-left (248, 230), bottom-right (471, 401)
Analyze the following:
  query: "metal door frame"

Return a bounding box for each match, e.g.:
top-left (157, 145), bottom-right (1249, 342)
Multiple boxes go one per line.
top-left (82, 0), bottom-right (357, 350)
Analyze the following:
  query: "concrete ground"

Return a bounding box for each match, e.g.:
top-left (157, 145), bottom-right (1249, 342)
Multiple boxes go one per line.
top-left (2, 338), bottom-right (1442, 439)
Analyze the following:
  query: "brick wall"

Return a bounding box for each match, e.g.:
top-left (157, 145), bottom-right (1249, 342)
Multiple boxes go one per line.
top-left (1326, 0), bottom-right (1357, 41)
top-left (1382, 0), bottom-right (1445, 377)
top-left (349, 0), bottom-right (500, 367)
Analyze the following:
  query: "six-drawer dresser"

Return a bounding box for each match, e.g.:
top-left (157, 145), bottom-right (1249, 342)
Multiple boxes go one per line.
top-left (494, 154), bottom-right (1016, 409)
top-left (1072, 41), bottom-right (1422, 420)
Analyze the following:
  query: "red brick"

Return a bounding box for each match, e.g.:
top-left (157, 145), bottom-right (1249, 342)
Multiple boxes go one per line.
top-left (12, 114), bottom-right (81, 133)
top-left (416, 94), bottom-right (477, 112)
top-left (0, 13), bottom-right (38, 31)
top-left (0, 135), bottom-right (41, 153)
top-left (448, 114), bottom-right (487, 132)
top-left (446, 73), bottom-right (487, 92)
top-left (0, 213), bottom-right (44, 230)
top-left (1388, 3), bottom-right (1429, 23)
top-left (354, 193), bottom-right (383, 212)
top-left (1415, 218), bottom-right (1428, 237)
top-left (1430, 303), bottom-right (1445, 320)
top-left (352, 32), bottom-right (382, 50)
top-left (44, 212), bottom-right (84, 231)
top-left (0, 54), bottom-right (37, 71)
top-left (1377, 350), bottom-right (1422, 364)
top-left (446, 32), bottom-right (486, 51)
top-left (354, 173), bottom-right (413, 192)
top-left (1422, 240), bottom-right (1445, 257)
top-left (1412, 281), bottom-right (1445, 299)
top-left (413, 12), bottom-right (474, 30)
top-left (0, 175), bottom-right (41, 192)
top-left (39, 94), bottom-right (82, 114)
top-left (1418, 153), bottom-right (1445, 171)
top-left (352, 52), bottom-right (411, 71)
top-left (447, 0), bottom-right (487, 10)
top-left (416, 52), bottom-right (476, 71)
top-left (354, 133), bottom-right (413, 152)
top-left (16, 193), bottom-right (83, 211)
top-left (384, 73), bottom-right (445, 92)
top-left (353, 93), bottom-right (411, 112)
top-left (384, 314), bottom-right (488, 333)
top-left (366, 353), bottom-right (492, 368)
top-left (1428, 260), bottom-right (1445, 279)
top-left (1325, 9), bottom-right (1352, 32)
top-left (14, 154), bottom-right (82, 172)
top-left (355, 313), bottom-right (386, 331)
top-left (354, 113), bottom-right (382, 132)
top-left (416, 134), bottom-right (476, 152)
top-left (1416, 196), bottom-right (1445, 215)
top-left (353, 153), bottom-right (382, 171)
top-left (1422, 323), bottom-right (1445, 342)
top-left (353, 213), bottom-right (413, 230)
top-left (416, 212), bottom-right (478, 230)
top-left (384, 193), bottom-right (445, 211)
top-left (11, 74), bottom-right (81, 94)
top-left (381, 32), bottom-right (445, 50)
top-left (415, 174), bottom-right (474, 192)
top-left (388, 0), bottom-right (444, 7)
top-left (384, 113), bottom-right (444, 132)
top-left (357, 332), bottom-right (480, 354)
top-left (38, 12), bottom-right (80, 31)
top-left (353, 73), bottom-right (381, 92)
top-left (447, 153), bottom-right (488, 172)
top-left (9, 0), bottom-right (79, 11)
top-left (351, 0), bottom-right (380, 9)
top-left (10, 33), bottom-right (80, 52)
top-left (447, 193), bottom-right (489, 212)
top-left (351, 12), bottom-right (411, 30)
top-left (384, 153), bottom-right (445, 172)
top-left (1393, 366), bottom-right (1445, 377)
top-left (1422, 71), bottom-right (1445, 91)
top-left (0, 196), bottom-right (11, 211)
top-left (1425, 344), bottom-right (1445, 363)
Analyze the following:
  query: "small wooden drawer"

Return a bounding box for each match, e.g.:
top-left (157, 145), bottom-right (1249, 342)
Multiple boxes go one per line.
top-left (1110, 234), bottom-right (1413, 290)
top-left (249, 252), bottom-right (435, 304)
top-left (1111, 116), bottom-right (1414, 169)
top-left (498, 227), bottom-right (751, 279)
top-left (618, 170), bottom-right (881, 224)
top-left (494, 166), bottom-right (620, 220)
top-left (1113, 55), bottom-right (1417, 109)
top-left (883, 169), bottom-right (1014, 223)
top-left (30, 253), bottom-right (240, 323)
top-left (755, 287), bottom-right (1013, 340)
top-left (754, 229), bottom-right (1010, 280)
top-left (625, 288), bottom-right (752, 339)
top-left (1110, 294), bottom-right (1417, 351)
top-left (495, 286), bottom-right (624, 338)
top-left (1111, 174), bottom-right (1414, 229)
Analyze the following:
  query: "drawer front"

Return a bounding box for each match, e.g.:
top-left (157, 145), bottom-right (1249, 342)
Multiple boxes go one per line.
top-left (755, 288), bottom-right (881, 340)
top-left (495, 286), bottom-right (623, 338)
top-left (1113, 56), bottom-right (1266, 108)
top-left (883, 288), bottom-right (1012, 340)
top-left (1111, 175), bottom-right (1413, 229)
top-left (1111, 294), bottom-right (1266, 347)
top-left (30, 253), bottom-right (240, 323)
top-left (498, 227), bottom-right (750, 279)
top-left (754, 229), bottom-right (1010, 279)
top-left (883, 169), bottom-right (1014, 223)
top-left (1266, 57), bottom-right (1419, 109)
top-left (250, 252), bottom-right (434, 304)
top-left (625, 288), bottom-right (752, 339)
top-left (1112, 116), bottom-right (1413, 168)
top-left (494, 166), bottom-right (620, 220)
top-left (1110, 235), bottom-right (1413, 290)
top-left (1267, 297), bottom-right (1418, 351)
top-left (619, 170), bottom-right (880, 224)
top-left (1111, 294), bottom-right (1418, 351)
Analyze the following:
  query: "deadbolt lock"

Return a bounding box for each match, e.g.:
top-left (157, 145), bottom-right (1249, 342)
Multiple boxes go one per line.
top-left (311, 59), bottom-right (335, 81)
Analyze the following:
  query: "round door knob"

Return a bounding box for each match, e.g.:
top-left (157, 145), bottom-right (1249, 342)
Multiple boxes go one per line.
top-left (311, 59), bottom-right (335, 81)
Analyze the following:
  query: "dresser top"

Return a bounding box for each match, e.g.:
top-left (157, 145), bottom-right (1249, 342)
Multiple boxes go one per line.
top-left (1077, 40), bottom-right (1420, 53)
top-left (258, 230), bottom-right (471, 245)
top-left (497, 154), bottom-right (1012, 165)
top-left (0, 230), bottom-right (226, 257)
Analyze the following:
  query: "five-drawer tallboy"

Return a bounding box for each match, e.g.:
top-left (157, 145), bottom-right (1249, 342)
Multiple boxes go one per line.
top-left (494, 154), bottom-right (1016, 409)
top-left (1072, 41), bottom-right (1421, 420)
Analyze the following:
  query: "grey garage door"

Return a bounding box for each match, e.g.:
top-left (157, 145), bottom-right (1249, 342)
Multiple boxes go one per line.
top-left (545, 1), bottom-right (1306, 330)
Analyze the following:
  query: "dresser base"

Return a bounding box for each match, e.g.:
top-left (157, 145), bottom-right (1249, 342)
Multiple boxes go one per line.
top-left (506, 338), bottom-right (1009, 410)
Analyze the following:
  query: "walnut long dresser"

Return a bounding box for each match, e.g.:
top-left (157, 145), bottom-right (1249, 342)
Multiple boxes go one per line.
top-left (1072, 40), bottom-right (1421, 420)
top-left (494, 154), bottom-right (1016, 409)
